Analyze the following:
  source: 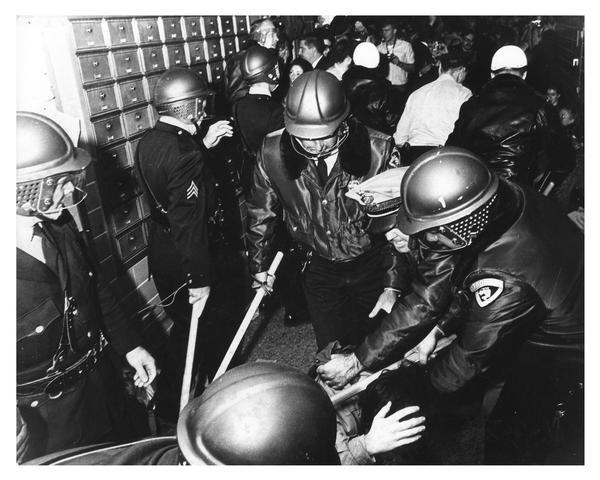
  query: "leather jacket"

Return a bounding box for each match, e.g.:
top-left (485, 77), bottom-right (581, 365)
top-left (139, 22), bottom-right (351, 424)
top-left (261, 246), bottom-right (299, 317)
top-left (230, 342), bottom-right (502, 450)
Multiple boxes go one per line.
top-left (224, 49), bottom-right (250, 105)
top-left (446, 73), bottom-right (559, 184)
top-left (356, 181), bottom-right (584, 393)
top-left (246, 118), bottom-right (404, 289)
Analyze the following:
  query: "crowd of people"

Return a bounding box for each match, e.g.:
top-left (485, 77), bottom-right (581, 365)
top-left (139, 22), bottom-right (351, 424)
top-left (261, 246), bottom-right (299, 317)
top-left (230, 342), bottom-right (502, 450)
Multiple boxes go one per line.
top-left (16, 15), bottom-right (584, 465)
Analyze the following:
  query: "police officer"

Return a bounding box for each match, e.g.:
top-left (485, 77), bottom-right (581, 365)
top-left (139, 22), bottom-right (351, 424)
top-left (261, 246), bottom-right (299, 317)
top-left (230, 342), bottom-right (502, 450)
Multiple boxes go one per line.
top-left (16, 111), bottom-right (156, 461)
top-left (28, 363), bottom-right (340, 465)
top-left (135, 67), bottom-right (233, 422)
top-left (246, 70), bottom-right (409, 350)
top-left (318, 147), bottom-right (584, 463)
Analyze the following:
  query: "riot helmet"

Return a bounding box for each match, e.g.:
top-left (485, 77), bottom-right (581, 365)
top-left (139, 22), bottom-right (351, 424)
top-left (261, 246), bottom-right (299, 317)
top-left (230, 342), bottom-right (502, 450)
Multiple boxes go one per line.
top-left (16, 111), bottom-right (91, 217)
top-left (396, 147), bottom-right (499, 252)
top-left (284, 70), bottom-right (351, 159)
top-left (153, 67), bottom-right (214, 124)
top-left (177, 362), bottom-right (339, 465)
top-left (241, 45), bottom-right (280, 85)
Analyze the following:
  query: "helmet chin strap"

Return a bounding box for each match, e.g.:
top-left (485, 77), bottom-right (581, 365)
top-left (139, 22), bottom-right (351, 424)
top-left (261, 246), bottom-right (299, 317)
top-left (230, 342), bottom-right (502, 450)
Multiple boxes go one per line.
top-left (290, 123), bottom-right (350, 161)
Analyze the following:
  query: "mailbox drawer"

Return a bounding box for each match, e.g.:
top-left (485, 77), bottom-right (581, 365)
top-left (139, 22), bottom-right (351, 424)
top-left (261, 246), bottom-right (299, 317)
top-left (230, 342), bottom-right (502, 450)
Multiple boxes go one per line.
top-left (118, 78), bottom-right (145, 108)
top-left (139, 193), bottom-right (152, 218)
top-left (97, 143), bottom-right (131, 177)
top-left (93, 114), bottom-right (125, 146)
top-left (222, 37), bottom-right (237, 57)
top-left (188, 41), bottom-right (207, 64)
top-left (116, 222), bottom-right (147, 262)
top-left (71, 19), bottom-right (105, 51)
top-left (136, 17), bottom-right (160, 44)
top-left (184, 17), bottom-right (202, 39)
top-left (123, 107), bottom-right (152, 137)
top-left (106, 18), bottom-right (135, 47)
top-left (86, 84), bottom-right (118, 116)
top-left (141, 46), bottom-right (165, 73)
top-left (78, 52), bottom-right (112, 84)
top-left (104, 169), bottom-right (140, 207)
top-left (206, 38), bottom-right (222, 61)
top-left (111, 197), bottom-right (142, 235)
top-left (237, 35), bottom-right (250, 51)
top-left (234, 16), bottom-right (248, 35)
top-left (145, 74), bottom-right (161, 100)
top-left (202, 16), bottom-right (219, 38)
top-left (163, 16), bottom-right (183, 42)
top-left (190, 63), bottom-right (208, 81)
top-left (112, 49), bottom-right (142, 78)
top-left (208, 61), bottom-right (224, 84)
top-left (219, 16), bottom-right (235, 37)
top-left (165, 43), bottom-right (187, 67)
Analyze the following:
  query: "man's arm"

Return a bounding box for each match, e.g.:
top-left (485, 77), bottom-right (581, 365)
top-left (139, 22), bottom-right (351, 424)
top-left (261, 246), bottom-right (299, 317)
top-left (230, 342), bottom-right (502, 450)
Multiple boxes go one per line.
top-left (393, 95), bottom-right (414, 146)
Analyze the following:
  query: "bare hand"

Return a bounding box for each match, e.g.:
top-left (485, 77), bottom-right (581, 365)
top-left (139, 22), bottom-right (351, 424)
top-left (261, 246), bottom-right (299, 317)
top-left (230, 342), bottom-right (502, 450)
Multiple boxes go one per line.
top-left (369, 288), bottom-right (398, 318)
top-left (316, 352), bottom-right (363, 389)
top-left (189, 286), bottom-right (210, 305)
top-left (385, 228), bottom-right (410, 253)
top-left (407, 326), bottom-right (444, 365)
top-left (364, 403), bottom-right (426, 456)
top-left (203, 120), bottom-right (233, 149)
top-left (252, 271), bottom-right (275, 295)
top-left (567, 207), bottom-right (584, 231)
top-left (125, 346), bottom-right (157, 388)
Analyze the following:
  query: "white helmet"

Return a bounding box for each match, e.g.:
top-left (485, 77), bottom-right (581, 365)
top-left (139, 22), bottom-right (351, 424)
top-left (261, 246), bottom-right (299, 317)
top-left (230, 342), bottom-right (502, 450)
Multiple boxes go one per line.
top-left (353, 42), bottom-right (380, 69)
top-left (491, 45), bottom-right (527, 72)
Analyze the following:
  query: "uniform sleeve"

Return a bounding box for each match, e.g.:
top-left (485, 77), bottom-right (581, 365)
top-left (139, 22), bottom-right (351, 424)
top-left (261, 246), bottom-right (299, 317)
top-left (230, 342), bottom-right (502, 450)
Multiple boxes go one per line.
top-left (245, 146), bottom-right (282, 274)
top-left (429, 273), bottom-right (547, 393)
top-left (267, 103), bottom-right (285, 134)
top-left (166, 146), bottom-right (213, 288)
top-left (356, 251), bottom-right (457, 369)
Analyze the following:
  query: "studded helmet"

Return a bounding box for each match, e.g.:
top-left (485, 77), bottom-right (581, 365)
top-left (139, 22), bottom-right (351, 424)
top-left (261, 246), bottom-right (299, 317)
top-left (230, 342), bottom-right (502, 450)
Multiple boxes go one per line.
top-left (241, 45), bottom-right (280, 85)
top-left (153, 67), bottom-right (214, 123)
top-left (177, 362), bottom-right (339, 465)
top-left (396, 147), bottom-right (499, 251)
top-left (17, 111), bottom-right (91, 215)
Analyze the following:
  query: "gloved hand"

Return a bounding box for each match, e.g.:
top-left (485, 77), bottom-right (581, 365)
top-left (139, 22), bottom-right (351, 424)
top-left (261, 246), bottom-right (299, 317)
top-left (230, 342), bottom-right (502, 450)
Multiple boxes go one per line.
top-left (316, 352), bottom-right (364, 389)
top-left (364, 403), bottom-right (426, 456)
top-left (203, 120), bottom-right (233, 149)
top-left (252, 271), bottom-right (275, 295)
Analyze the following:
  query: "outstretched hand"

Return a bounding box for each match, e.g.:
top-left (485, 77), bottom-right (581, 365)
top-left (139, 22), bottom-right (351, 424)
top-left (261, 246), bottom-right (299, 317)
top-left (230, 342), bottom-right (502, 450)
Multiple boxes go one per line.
top-left (364, 403), bottom-right (426, 456)
top-left (203, 120), bottom-right (233, 149)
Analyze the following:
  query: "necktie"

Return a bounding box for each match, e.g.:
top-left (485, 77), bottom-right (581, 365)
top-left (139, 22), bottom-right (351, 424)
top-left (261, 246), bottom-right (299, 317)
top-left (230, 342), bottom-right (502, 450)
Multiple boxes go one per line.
top-left (316, 158), bottom-right (328, 187)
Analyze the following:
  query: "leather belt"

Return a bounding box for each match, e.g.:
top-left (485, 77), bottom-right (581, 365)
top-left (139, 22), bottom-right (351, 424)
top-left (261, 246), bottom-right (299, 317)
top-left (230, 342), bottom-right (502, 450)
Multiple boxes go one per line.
top-left (17, 334), bottom-right (108, 398)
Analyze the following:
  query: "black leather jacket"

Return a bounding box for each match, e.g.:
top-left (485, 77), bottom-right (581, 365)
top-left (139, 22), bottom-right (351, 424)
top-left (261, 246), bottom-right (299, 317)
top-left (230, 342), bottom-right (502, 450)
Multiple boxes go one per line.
top-left (357, 181), bottom-right (583, 393)
top-left (446, 73), bottom-right (559, 184)
top-left (246, 118), bottom-right (404, 289)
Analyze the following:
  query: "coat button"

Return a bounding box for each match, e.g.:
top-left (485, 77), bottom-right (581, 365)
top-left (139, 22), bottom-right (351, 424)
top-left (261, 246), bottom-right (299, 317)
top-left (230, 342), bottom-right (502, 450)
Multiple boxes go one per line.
top-left (292, 226), bottom-right (298, 231)
top-left (30, 400), bottom-right (39, 408)
top-left (88, 272), bottom-right (93, 277)
top-left (326, 230), bottom-right (332, 236)
top-left (35, 325), bottom-right (44, 334)
top-left (87, 331), bottom-right (92, 338)
top-left (322, 199), bottom-right (328, 205)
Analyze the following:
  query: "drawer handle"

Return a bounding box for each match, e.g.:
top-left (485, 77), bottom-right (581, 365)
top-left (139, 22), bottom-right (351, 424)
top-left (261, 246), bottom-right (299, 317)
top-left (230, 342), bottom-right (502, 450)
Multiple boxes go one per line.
top-left (124, 56), bottom-right (131, 62)
top-left (99, 92), bottom-right (106, 99)
top-left (146, 24), bottom-right (153, 30)
top-left (130, 85), bottom-right (136, 91)
top-left (151, 52), bottom-right (157, 57)
top-left (135, 114), bottom-right (141, 120)
top-left (191, 21), bottom-right (196, 26)
top-left (112, 153), bottom-right (118, 159)
top-left (123, 209), bottom-right (130, 215)
top-left (92, 61), bottom-right (99, 67)
top-left (86, 27), bottom-right (93, 33)
top-left (171, 23), bottom-right (176, 27)
top-left (118, 25), bottom-right (125, 31)
top-left (105, 123), bottom-right (112, 130)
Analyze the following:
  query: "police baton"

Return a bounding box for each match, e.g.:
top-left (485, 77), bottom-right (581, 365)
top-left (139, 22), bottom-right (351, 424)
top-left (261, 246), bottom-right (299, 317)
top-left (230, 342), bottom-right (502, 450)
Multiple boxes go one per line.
top-left (329, 335), bottom-right (456, 407)
top-left (213, 251), bottom-right (284, 381)
top-left (179, 296), bottom-right (209, 412)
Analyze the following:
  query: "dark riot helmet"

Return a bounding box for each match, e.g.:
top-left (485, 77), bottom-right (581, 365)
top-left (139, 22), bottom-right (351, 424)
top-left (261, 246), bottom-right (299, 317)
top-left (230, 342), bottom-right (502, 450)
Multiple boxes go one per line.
top-left (16, 111), bottom-right (91, 216)
top-left (241, 45), bottom-right (280, 85)
top-left (284, 70), bottom-right (351, 159)
top-left (396, 147), bottom-right (499, 252)
top-left (153, 67), bottom-right (214, 124)
top-left (177, 362), bottom-right (340, 465)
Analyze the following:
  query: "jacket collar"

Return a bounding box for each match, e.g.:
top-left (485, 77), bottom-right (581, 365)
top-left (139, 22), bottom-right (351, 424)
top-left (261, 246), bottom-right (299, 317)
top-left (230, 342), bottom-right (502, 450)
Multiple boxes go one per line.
top-left (155, 118), bottom-right (197, 137)
top-left (279, 117), bottom-right (372, 180)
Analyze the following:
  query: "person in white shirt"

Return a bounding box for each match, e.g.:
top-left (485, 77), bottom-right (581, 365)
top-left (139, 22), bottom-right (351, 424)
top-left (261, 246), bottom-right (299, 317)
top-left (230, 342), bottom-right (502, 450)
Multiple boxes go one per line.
top-left (377, 21), bottom-right (415, 90)
top-left (394, 50), bottom-right (472, 164)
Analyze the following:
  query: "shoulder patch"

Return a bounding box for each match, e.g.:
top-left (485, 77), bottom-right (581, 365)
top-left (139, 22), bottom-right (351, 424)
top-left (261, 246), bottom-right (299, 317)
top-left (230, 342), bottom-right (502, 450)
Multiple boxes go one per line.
top-left (469, 278), bottom-right (504, 308)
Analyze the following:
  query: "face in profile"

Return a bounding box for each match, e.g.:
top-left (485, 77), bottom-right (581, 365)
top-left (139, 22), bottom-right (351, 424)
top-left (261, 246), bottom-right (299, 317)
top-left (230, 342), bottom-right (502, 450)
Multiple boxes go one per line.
top-left (546, 88), bottom-right (560, 107)
top-left (289, 65), bottom-right (305, 84)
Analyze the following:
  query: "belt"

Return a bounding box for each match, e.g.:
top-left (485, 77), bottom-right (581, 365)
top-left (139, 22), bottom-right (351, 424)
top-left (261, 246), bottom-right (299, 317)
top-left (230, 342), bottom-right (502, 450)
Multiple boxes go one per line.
top-left (17, 334), bottom-right (108, 398)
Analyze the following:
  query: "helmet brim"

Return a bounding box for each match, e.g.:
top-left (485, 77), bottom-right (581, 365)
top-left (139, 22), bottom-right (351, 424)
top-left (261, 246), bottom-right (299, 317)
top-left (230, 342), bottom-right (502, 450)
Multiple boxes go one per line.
top-left (284, 102), bottom-right (350, 139)
top-left (17, 147), bottom-right (92, 184)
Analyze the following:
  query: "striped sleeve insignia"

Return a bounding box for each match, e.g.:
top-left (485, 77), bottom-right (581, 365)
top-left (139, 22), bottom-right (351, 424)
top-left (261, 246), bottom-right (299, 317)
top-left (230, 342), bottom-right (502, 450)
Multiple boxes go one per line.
top-left (469, 278), bottom-right (504, 308)
top-left (187, 180), bottom-right (199, 199)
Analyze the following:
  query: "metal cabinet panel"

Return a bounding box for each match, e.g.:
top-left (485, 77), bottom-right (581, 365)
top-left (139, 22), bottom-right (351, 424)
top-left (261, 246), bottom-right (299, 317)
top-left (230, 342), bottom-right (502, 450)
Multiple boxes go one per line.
top-left (140, 46), bottom-right (165, 73)
top-left (136, 17), bottom-right (161, 44)
top-left (71, 19), bottom-right (105, 51)
top-left (106, 18), bottom-right (136, 47)
top-left (165, 43), bottom-right (187, 67)
top-left (97, 143), bottom-right (131, 178)
top-left (222, 37), bottom-right (237, 57)
top-left (116, 222), bottom-right (147, 262)
top-left (118, 78), bottom-right (145, 108)
top-left (110, 197), bottom-right (142, 235)
top-left (220, 16), bottom-right (235, 37)
top-left (237, 35), bottom-right (250, 51)
top-left (234, 16), bottom-right (248, 35)
top-left (206, 38), bottom-right (223, 61)
top-left (86, 84), bottom-right (118, 116)
top-left (112, 49), bottom-right (142, 78)
top-left (93, 114), bottom-right (125, 146)
top-left (162, 16), bottom-right (183, 42)
top-left (208, 60), bottom-right (224, 84)
top-left (184, 16), bottom-right (202, 39)
top-left (202, 16), bottom-right (220, 38)
top-left (104, 168), bottom-right (141, 207)
top-left (123, 106), bottom-right (152, 137)
top-left (145, 74), bottom-right (161, 100)
top-left (78, 52), bottom-right (112, 84)
top-left (188, 41), bottom-right (207, 64)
